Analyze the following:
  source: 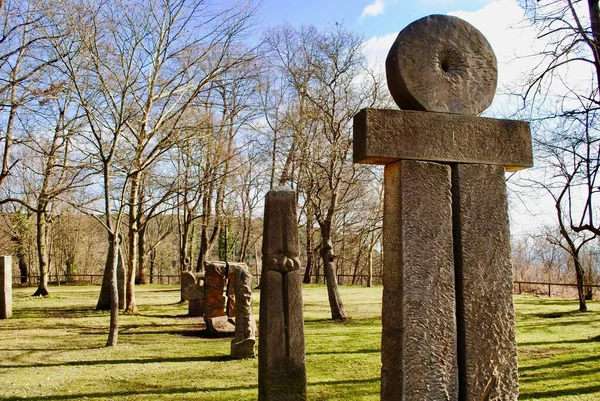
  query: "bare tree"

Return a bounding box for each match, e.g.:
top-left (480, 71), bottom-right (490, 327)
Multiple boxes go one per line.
top-left (518, 0), bottom-right (600, 309)
top-left (0, 0), bottom-right (59, 189)
top-left (262, 23), bottom-right (385, 320)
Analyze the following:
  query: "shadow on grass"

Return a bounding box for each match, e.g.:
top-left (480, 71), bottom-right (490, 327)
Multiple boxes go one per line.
top-left (520, 334), bottom-right (600, 347)
top-left (2, 384), bottom-right (257, 401)
top-left (520, 383), bottom-right (600, 399)
top-left (306, 348), bottom-right (379, 356)
top-left (533, 310), bottom-right (592, 319)
top-left (308, 377), bottom-right (379, 386)
top-left (2, 378), bottom-right (380, 401)
top-left (519, 354), bottom-right (600, 373)
top-left (1, 354), bottom-right (233, 369)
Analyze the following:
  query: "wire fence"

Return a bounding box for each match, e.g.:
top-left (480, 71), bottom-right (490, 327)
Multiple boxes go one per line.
top-left (12, 274), bottom-right (181, 287)
top-left (11, 274), bottom-right (600, 300)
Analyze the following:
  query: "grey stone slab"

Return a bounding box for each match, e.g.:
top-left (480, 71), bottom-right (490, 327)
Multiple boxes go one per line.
top-left (353, 108), bottom-right (532, 171)
top-left (1, 256), bottom-right (12, 319)
top-left (382, 160), bottom-right (457, 401)
top-left (386, 15), bottom-right (497, 115)
top-left (452, 164), bottom-right (519, 401)
top-left (259, 187), bottom-right (306, 401)
top-left (181, 271), bottom-right (204, 301)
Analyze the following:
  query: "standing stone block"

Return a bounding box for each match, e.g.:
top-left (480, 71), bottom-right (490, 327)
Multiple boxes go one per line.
top-left (1, 256), bottom-right (12, 319)
top-left (258, 187), bottom-right (306, 401)
top-left (204, 261), bottom-right (243, 324)
top-left (181, 271), bottom-right (204, 302)
top-left (231, 265), bottom-right (257, 359)
top-left (203, 261), bottom-right (227, 322)
top-left (452, 164), bottom-right (519, 400)
top-left (381, 160), bottom-right (457, 400)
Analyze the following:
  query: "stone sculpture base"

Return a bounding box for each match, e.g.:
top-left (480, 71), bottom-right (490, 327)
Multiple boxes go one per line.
top-left (231, 338), bottom-right (256, 359)
top-left (1, 256), bottom-right (12, 319)
top-left (207, 316), bottom-right (236, 336)
top-left (188, 299), bottom-right (205, 317)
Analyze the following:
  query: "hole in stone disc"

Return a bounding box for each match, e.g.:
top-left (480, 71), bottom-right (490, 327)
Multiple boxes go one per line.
top-left (441, 58), bottom-right (450, 72)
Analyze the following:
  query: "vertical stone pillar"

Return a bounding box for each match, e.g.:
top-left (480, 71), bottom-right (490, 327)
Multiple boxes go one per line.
top-left (203, 261), bottom-right (227, 322)
top-left (381, 161), bottom-right (457, 400)
top-left (452, 164), bottom-right (519, 400)
top-left (258, 187), bottom-right (306, 401)
top-left (1, 256), bottom-right (12, 319)
top-left (231, 266), bottom-right (256, 359)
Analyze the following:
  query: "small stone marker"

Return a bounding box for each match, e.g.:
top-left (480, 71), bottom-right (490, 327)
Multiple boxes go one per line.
top-left (181, 271), bottom-right (203, 301)
top-left (354, 14), bottom-right (530, 401)
top-left (181, 271), bottom-right (205, 317)
top-left (258, 187), bottom-right (306, 401)
top-left (1, 256), bottom-right (12, 319)
top-left (231, 265), bottom-right (256, 359)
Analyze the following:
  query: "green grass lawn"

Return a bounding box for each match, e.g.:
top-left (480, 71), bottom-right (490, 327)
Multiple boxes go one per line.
top-left (0, 285), bottom-right (599, 400)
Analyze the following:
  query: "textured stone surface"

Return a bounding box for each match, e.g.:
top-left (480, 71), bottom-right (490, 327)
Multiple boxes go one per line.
top-left (203, 261), bottom-right (226, 322)
top-left (386, 14), bottom-right (497, 115)
top-left (181, 271), bottom-right (204, 301)
top-left (188, 299), bottom-right (205, 317)
top-left (231, 266), bottom-right (256, 359)
top-left (1, 256), bottom-right (12, 319)
top-left (262, 187), bottom-right (301, 274)
top-left (258, 187), bottom-right (306, 401)
top-left (452, 164), bottom-right (519, 401)
top-left (207, 315), bottom-right (236, 336)
top-left (381, 161), bottom-right (457, 401)
top-left (203, 261), bottom-right (242, 322)
top-left (353, 108), bottom-right (532, 171)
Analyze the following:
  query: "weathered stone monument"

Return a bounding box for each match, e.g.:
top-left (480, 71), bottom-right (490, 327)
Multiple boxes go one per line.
top-left (353, 15), bottom-right (532, 401)
top-left (181, 271), bottom-right (205, 317)
top-left (1, 256), bottom-right (12, 319)
top-left (258, 187), bottom-right (306, 401)
top-left (203, 261), bottom-right (235, 322)
top-left (230, 265), bottom-right (256, 359)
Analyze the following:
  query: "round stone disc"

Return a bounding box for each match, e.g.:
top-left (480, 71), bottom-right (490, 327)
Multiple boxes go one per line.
top-left (385, 15), bottom-right (497, 115)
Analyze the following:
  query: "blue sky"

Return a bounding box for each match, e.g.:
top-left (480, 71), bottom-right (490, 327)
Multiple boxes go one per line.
top-left (257, 0), bottom-right (494, 39)
top-left (255, 0), bottom-right (567, 234)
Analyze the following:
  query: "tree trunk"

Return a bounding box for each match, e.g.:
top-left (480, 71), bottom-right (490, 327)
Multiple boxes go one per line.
top-left (367, 245), bottom-right (373, 288)
top-left (351, 245), bottom-right (364, 285)
top-left (32, 210), bottom-right (50, 297)
top-left (125, 172), bottom-right (140, 313)
top-left (573, 255), bottom-right (588, 312)
top-left (97, 235), bottom-right (125, 310)
top-left (319, 220), bottom-right (347, 321)
top-left (106, 234), bottom-right (120, 347)
top-left (16, 245), bottom-right (28, 284)
top-left (149, 247), bottom-right (156, 284)
top-left (303, 207), bottom-right (314, 284)
top-left (136, 225), bottom-right (148, 284)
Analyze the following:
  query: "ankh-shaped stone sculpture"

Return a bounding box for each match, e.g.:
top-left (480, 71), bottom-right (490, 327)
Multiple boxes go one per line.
top-left (353, 15), bottom-right (532, 401)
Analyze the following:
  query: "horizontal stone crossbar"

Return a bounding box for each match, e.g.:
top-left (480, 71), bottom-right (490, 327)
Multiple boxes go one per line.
top-left (353, 108), bottom-right (532, 171)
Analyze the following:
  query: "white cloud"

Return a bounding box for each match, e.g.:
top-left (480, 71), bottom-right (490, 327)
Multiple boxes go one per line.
top-left (361, 0), bottom-right (385, 18)
top-left (363, 32), bottom-right (397, 73)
